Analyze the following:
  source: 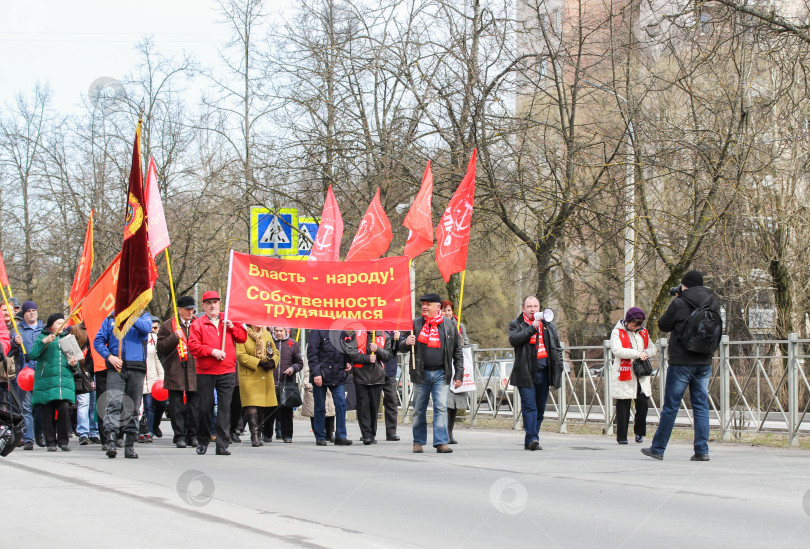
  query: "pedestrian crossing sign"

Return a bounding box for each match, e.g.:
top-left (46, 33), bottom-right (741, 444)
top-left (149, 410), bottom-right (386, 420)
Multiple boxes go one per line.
top-left (251, 207), bottom-right (298, 256)
top-left (297, 217), bottom-right (319, 257)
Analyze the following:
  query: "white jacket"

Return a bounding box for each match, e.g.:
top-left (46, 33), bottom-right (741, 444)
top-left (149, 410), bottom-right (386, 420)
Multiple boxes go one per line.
top-left (609, 320), bottom-right (657, 400)
top-left (143, 332), bottom-right (165, 394)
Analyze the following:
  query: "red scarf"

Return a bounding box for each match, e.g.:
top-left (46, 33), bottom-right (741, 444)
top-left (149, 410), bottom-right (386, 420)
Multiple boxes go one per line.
top-left (352, 331), bottom-right (386, 368)
top-left (172, 317), bottom-right (188, 361)
top-left (523, 313), bottom-right (548, 359)
top-left (418, 311), bottom-right (443, 348)
top-left (618, 327), bottom-right (649, 381)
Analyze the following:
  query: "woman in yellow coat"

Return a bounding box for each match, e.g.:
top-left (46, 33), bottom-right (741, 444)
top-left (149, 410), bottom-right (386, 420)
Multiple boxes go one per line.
top-left (237, 325), bottom-right (280, 447)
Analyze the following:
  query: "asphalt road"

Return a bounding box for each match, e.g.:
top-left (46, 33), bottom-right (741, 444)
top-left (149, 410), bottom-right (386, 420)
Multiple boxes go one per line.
top-left (2, 419), bottom-right (809, 548)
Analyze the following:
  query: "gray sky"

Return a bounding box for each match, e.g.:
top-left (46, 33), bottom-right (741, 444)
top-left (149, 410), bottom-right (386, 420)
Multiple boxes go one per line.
top-left (1, 0), bottom-right (240, 114)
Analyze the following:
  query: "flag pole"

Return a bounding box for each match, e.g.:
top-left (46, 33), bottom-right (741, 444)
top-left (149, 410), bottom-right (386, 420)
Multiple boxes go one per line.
top-left (456, 270), bottom-right (466, 331)
top-left (164, 248), bottom-right (180, 327)
top-left (221, 249), bottom-right (235, 351)
top-left (0, 285), bottom-right (25, 354)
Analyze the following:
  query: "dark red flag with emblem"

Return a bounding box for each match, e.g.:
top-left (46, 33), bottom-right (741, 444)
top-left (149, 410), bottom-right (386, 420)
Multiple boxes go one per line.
top-left (114, 121), bottom-right (157, 339)
top-left (435, 149), bottom-right (476, 282)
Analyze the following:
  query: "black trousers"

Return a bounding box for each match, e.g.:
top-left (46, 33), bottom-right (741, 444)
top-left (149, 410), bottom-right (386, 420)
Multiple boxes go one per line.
top-left (355, 382), bottom-right (383, 440)
top-left (615, 389), bottom-right (649, 442)
top-left (95, 370), bottom-right (108, 441)
top-left (42, 400), bottom-right (71, 446)
top-left (230, 386), bottom-right (243, 433)
top-left (168, 390), bottom-right (197, 442)
top-left (266, 402), bottom-right (294, 439)
top-left (381, 375), bottom-right (398, 437)
top-left (104, 368), bottom-right (146, 437)
top-left (196, 373), bottom-right (235, 450)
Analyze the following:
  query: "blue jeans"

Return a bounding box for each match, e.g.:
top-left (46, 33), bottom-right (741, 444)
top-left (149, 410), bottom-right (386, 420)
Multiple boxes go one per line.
top-left (13, 373), bottom-right (42, 443)
top-left (412, 369), bottom-right (449, 447)
top-left (313, 384), bottom-right (346, 441)
top-left (518, 368), bottom-right (550, 447)
top-left (143, 393), bottom-right (167, 436)
top-left (76, 391), bottom-right (99, 438)
top-left (651, 364), bottom-right (711, 456)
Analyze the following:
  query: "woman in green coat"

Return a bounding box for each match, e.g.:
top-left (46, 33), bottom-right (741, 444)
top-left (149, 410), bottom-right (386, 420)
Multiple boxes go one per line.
top-left (29, 313), bottom-right (77, 451)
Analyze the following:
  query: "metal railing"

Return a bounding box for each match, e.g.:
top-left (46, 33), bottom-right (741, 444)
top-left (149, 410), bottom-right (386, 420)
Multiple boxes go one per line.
top-left (450, 334), bottom-right (810, 445)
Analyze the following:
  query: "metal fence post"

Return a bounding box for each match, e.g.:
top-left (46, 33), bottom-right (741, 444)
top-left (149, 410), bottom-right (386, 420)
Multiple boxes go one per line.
top-left (659, 338), bottom-right (668, 407)
top-left (558, 341), bottom-right (567, 434)
top-left (788, 333), bottom-right (799, 447)
top-left (470, 345), bottom-right (478, 428)
top-left (719, 335), bottom-right (731, 441)
top-left (603, 340), bottom-right (612, 435)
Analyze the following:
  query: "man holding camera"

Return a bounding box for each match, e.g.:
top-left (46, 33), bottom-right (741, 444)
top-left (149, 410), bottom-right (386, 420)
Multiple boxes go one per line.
top-left (642, 270), bottom-right (721, 462)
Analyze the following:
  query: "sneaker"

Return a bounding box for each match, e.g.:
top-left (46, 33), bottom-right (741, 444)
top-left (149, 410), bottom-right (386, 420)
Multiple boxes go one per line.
top-left (59, 445), bottom-right (71, 452)
top-left (641, 447), bottom-right (663, 460)
top-left (690, 454), bottom-right (710, 461)
top-left (23, 441), bottom-right (34, 451)
top-left (89, 436), bottom-right (102, 444)
top-left (144, 434), bottom-right (153, 443)
top-left (618, 440), bottom-right (628, 445)
top-left (137, 434), bottom-right (146, 443)
top-left (79, 436), bottom-right (90, 445)
top-left (635, 435), bottom-right (643, 443)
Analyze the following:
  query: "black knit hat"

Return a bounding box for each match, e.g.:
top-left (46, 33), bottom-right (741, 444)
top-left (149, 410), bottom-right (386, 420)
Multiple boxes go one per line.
top-left (45, 313), bottom-right (65, 329)
top-left (681, 270), bottom-right (704, 288)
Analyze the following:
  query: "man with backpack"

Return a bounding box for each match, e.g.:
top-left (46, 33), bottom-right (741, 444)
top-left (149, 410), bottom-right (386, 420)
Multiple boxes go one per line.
top-left (642, 270), bottom-right (722, 462)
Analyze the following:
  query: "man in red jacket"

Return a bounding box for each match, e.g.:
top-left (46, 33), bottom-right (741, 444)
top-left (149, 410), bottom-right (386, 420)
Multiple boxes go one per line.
top-left (187, 291), bottom-right (247, 455)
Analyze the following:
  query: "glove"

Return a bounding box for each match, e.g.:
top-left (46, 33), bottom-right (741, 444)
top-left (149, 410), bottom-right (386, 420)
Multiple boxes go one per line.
top-left (259, 360), bottom-right (272, 371)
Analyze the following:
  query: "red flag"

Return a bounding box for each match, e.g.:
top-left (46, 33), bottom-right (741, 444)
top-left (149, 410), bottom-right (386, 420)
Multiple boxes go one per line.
top-left (309, 185), bottom-right (344, 262)
top-left (0, 250), bottom-right (9, 287)
top-left (145, 156), bottom-right (170, 260)
top-left (80, 253), bottom-right (122, 370)
top-left (403, 161), bottom-right (434, 260)
top-left (114, 122), bottom-right (157, 339)
top-left (435, 149), bottom-right (477, 282)
top-left (68, 211), bottom-right (95, 323)
top-left (346, 188), bottom-right (393, 262)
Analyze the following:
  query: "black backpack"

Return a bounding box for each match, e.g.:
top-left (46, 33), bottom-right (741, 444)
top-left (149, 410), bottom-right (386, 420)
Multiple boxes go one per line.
top-left (681, 295), bottom-right (723, 354)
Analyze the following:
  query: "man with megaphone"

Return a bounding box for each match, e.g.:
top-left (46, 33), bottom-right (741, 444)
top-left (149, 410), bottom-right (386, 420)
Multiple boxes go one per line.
top-left (508, 296), bottom-right (564, 451)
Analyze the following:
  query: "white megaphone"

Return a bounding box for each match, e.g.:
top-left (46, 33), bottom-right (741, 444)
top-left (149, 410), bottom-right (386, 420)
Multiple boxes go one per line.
top-left (534, 308), bottom-right (555, 323)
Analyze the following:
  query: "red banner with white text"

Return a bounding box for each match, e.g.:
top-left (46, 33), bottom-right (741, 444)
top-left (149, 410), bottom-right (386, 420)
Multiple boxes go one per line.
top-left (226, 252), bottom-right (413, 331)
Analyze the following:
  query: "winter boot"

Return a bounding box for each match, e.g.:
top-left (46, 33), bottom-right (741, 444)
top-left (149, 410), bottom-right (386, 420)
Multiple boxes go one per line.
top-left (124, 434), bottom-right (138, 459)
top-left (248, 413), bottom-right (263, 447)
top-left (105, 433), bottom-right (117, 458)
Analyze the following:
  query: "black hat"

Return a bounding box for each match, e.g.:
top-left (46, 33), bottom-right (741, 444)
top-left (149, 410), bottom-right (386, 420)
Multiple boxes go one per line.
top-left (177, 295), bottom-right (196, 309)
top-left (681, 270), bottom-right (704, 288)
top-left (45, 313), bottom-right (65, 329)
top-left (419, 293), bottom-right (442, 303)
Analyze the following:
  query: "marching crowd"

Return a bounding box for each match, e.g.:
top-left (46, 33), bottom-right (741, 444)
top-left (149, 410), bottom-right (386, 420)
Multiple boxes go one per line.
top-left (0, 270), bottom-right (719, 461)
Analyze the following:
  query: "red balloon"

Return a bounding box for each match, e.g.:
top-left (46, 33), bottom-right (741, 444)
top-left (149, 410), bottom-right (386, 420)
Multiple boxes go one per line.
top-left (17, 368), bottom-right (35, 391)
top-left (151, 379), bottom-right (169, 401)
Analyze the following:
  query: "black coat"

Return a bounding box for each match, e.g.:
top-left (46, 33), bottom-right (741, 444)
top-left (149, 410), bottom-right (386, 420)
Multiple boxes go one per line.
top-left (508, 314), bottom-right (564, 389)
top-left (658, 286), bottom-right (720, 366)
top-left (396, 317), bottom-right (464, 385)
top-left (344, 331), bottom-right (393, 386)
top-left (307, 329), bottom-right (349, 387)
